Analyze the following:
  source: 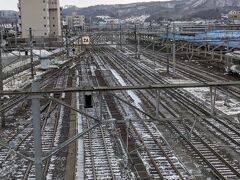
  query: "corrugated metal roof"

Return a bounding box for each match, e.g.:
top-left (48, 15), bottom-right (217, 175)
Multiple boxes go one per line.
top-left (161, 30), bottom-right (240, 48)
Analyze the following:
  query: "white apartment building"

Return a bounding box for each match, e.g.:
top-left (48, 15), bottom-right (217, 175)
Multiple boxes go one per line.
top-left (18, 0), bottom-right (61, 38)
top-left (66, 14), bottom-right (85, 31)
top-left (228, 11), bottom-right (240, 19)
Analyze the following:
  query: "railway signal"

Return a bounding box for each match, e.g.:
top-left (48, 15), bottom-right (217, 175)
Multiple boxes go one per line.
top-left (84, 94), bottom-right (93, 108)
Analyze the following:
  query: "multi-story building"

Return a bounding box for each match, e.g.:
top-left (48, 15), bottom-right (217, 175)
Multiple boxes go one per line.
top-left (66, 13), bottom-right (85, 31)
top-left (18, 0), bottom-right (61, 38)
top-left (228, 11), bottom-right (240, 23)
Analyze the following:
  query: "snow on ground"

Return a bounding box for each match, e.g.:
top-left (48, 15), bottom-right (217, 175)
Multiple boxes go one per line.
top-left (3, 49), bottom-right (53, 58)
top-left (139, 55), bottom-right (167, 72)
top-left (106, 41), bottom-right (117, 49)
top-left (165, 77), bottom-right (240, 115)
top-left (75, 70), bottom-right (84, 179)
top-left (192, 0), bottom-right (207, 8)
top-left (46, 105), bottom-right (65, 180)
top-left (3, 51), bottom-right (66, 91)
top-left (3, 51), bottom-right (26, 58)
top-left (96, 16), bottom-right (111, 20)
top-left (3, 48), bottom-right (58, 73)
top-left (3, 66), bottom-right (45, 91)
top-left (121, 50), bottom-right (240, 116)
top-left (4, 69), bottom-right (32, 91)
top-left (125, 15), bottom-right (150, 23)
top-left (3, 58), bottom-right (38, 73)
top-left (109, 68), bottom-right (143, 112)
top-left (33, 49), bottom-right (53, 56)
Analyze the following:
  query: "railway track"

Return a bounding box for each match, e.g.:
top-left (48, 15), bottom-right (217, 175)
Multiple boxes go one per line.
top-left (0, 61), bottom-right (72, 179)
top-left (2, 43), bottom-right (240, 179)
top-left (83, 111), bottom-right (121, 179)
top-left (93, 46), bottom-right (240, 179)
top-left (122, 49), bottom-right (240, 151)
top-left (127, 45), bottom-right (240, 101)
top-left (76, 57), bottom-right (126, 179)
top-left (92, 66), bottom-right (151, 179)
top-left (91, 48), bottom-right (191, 179)
top-left (1, 58), bottom-right (73, 114)
top-left (130, 118), bottom-right (188, 179)
top-left (124, 48), bottom-right (240, 151)
top-left (24, 69), bottom-right (70, 179)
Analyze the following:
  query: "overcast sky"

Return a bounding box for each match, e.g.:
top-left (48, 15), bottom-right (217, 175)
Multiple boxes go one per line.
top-left (1, 0), bottom-right (168, 10)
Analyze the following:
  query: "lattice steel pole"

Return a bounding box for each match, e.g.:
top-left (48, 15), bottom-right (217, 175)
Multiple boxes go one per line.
top-left (172, 23), bottom-right (176, 75)
top-left (120, 24), bottom-right (122, 51)
top-left (0, 30), bottom-right (5, 128)
top-left (137, 29), bottom-right (140, 59)
top-left (31, 79), bottom-right (43, 180)
top-left (29, 28), bottom-right (34, 79)
top-left (66, 27), bottom-right (70, 58)
top-left (99, 91), bottom-right (103, 122)
top-left (166, 24), bottom-right (170, 73)
top-left (134, 24), bottom-right (137, 58)
top-left (155, 89), bottom-right (160, 120)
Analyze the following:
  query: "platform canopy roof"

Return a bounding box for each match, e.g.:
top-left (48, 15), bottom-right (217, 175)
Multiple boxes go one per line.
top-left (162, 30), bottom-right (240, 48)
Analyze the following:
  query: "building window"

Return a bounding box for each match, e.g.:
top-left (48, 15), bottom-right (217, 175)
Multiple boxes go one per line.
top-left (43, 0), bottom-right (45, 3)
top-left (44, 17), bottom-right (46, 19)
top-left (43, 8), bottom-right (46, 11)
top-left (44, 25), bottom-right (46, 27)
top-left (53, 25), bottom-right (55, 27)
top-left (44, 33), bottom-right (47, 35)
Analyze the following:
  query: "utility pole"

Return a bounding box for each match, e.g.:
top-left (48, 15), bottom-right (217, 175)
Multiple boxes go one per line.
top-left (61, 28), bottom-right (64, 60)
top-left (120, 24), bottom-right (122, 51)
top-left (155, 89), bottom-right (159, 119)
top-left (166, 24), bottom-right (170, 73)
top-left (0, 30), bottom-right (5, 128)
top-left (137, 30), bottom-right (140, 59)
top-left (89, 17), bottom-right (92, 32)
top-left (134, 24), bottom-right (140, 59)
top-left (29, 28), bottom-right (34, 79)
top-left (66, 27), bottom-right (69, 58)
top-left (99, 91), bottom-right (103, 122)
top-left (172, 23), bottom-right (176, 75)
top-left (150, 20), bottom-right (152, 32)
top-left (111, 22), bottom-right (114, 45)
top-left (134, 24), bottom-right (137, 58)
top-left (31, 79), bottom-right (43, 180)
top-left (15, 23), bottom-right (17, 46)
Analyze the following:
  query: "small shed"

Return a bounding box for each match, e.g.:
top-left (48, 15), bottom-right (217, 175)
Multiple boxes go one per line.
top-left (39, 53), bottom-right (50, 70)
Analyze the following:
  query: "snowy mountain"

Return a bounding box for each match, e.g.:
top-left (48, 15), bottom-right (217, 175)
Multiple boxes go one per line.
top-left (63, 0), bottom-right (240, 21)
top-left (2, 0), bottom-right (240, 23)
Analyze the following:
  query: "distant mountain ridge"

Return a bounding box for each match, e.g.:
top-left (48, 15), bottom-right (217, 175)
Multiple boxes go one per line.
top-left (1, 0), bottom-right (240, 24)
top-left (63, 0), bottom-right (240, 21)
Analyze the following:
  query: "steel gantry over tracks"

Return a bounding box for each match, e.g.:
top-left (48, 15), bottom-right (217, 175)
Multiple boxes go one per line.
top-left (1, 80), bottom-right (240, 179)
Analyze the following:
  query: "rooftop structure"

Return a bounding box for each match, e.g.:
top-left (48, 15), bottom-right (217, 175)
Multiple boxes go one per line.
top-left (162, 30), bottom-right (240, 48)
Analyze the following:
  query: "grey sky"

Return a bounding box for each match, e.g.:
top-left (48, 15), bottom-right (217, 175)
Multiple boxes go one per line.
top-left (1, 0), bottom-right (168, 10)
